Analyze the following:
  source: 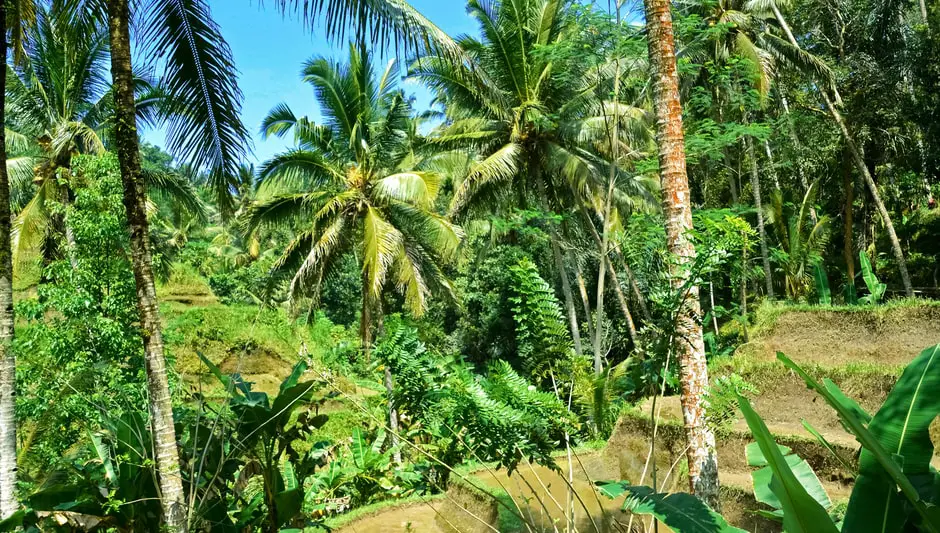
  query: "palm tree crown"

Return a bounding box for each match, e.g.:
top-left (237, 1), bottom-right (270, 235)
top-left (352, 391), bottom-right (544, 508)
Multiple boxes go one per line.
top-left (246, 43), bottom-right (462, 316)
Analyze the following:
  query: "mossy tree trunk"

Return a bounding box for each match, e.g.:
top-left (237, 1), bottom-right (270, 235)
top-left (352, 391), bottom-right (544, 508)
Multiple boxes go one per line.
top-left (106, 1), bottom-right (186, 529)
top-left (643, 0), bottom-right (721, 509)
top-left (0, 3), bottom-right (19, 520)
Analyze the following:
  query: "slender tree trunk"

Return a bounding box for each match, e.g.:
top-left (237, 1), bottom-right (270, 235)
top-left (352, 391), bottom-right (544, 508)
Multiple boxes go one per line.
top-left (552, 239), bottom-right (584, 357)
top-left (359, 278), bottom-right (373, 363)
top-left (594, 2), bottom-right (624, 376)
top-left (771, 4), bottom-right (913, 297)
top-left (740, 240), bottom-right (749, 342)
top-left (709, 282), bottom-right (719, 336)
top-left (572, 254), bottom-right (595, 343)
top-left (61, 188), bottom-right (79, 270)
top-left (578, 204), bottom-right (639, 345)
top-left (373, 305), bottom-right (401, 465)
top-left (746, 137), bottom-right (775, 299)
top-left (644, 0), bottom-right (721, 509)
top-left (0, 3), bottom-right (18, 520)
top-left (762, 141), bottom-right (781, 192)
top-left (843, 149), bottom-right (857, 298)
top-left (106, 2), bottom-right (185, 529)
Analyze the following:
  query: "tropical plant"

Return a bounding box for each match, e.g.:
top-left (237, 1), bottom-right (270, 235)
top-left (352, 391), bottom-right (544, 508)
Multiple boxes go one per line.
top-left (6, 3), bottom-right (202, 273)
top-left (766, 183), bottom-right (830, 300)
top-left (199, 354), bottom-right (331, 532)
top-left (601, 342), bottom-right (940, 532)
top-left (858, 251), bottom-right (887, 305)
top-left (378, 320), bottom-right (575, 488)
top-left (245, 43), bottom-right (462, 351)
top-left (508, 257), bottom-right (575, 382)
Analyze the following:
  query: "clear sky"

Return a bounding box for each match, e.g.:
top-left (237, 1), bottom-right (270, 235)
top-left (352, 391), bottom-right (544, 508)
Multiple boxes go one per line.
top-left (140, 1), bottom-right (480, 165)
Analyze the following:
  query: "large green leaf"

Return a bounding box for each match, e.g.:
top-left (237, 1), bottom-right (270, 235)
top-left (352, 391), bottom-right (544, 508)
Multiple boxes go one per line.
top-left (813, 260), bottom-right (831, 305)
top-left (738, 395), bottom-right (839, 533)
top-left (597, 483), bottom-right (747, 533)
top-left (279, 360), bottom-right (309, 395)
top-left (778, 351), bottom-right (940, 533)
top-left (745, 441), bottom-right (831, 514)
top-left (858, 251), bottom-right (886, 304)
top-left (801, 420), bottom-right (857, 475)
top-left (843, 344), bottom-right (940, 532)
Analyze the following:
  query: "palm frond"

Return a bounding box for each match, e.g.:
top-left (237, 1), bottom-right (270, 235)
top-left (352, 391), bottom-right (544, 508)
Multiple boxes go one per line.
top-left (362, 205), bottom-right (402, 300)
top-left (257, 149), bottom-right (345, 193)
top-left (450, 142), bottom-right (521, 217)
top-left (142, 0), bottom-right (250, 217)
top-left (372, 171), bottom-right (441, 208)
top-left (143, 168), bottom-right (208, 221)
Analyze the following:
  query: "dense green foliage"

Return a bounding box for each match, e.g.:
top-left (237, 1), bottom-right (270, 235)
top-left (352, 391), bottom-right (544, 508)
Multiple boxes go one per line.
top-left (4, 0), bottom-right (940, 529)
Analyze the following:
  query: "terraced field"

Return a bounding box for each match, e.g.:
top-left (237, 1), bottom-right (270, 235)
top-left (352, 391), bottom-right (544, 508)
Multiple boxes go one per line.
top-left (336, 303), bottom-right (940, 532)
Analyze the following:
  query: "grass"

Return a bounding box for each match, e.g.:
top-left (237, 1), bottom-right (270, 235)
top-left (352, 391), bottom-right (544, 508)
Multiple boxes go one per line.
top-left (162, 301), bottom-right (348, 374)
top-left (322, 493), bottom-right (446, 530)
top-left (749, 297), bottom-right (940, 338)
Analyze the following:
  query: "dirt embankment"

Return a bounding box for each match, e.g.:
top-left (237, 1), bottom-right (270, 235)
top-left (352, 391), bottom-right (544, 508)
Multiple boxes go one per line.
top-left (744, 304), bottom-right (940, 367)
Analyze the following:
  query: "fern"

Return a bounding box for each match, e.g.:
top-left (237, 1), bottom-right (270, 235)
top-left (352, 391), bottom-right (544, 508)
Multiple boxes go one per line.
top-left (704, 374), bottom-right (759, 431)
top-left (508, 257), bottom-right (574, 381)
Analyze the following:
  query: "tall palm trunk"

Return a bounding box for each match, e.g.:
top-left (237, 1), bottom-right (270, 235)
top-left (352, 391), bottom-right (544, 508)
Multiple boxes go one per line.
top-left (771, 4), bottom-right (913, 297)
top-left (745, 137), bottom-right (774, 299)
top-left (106, 1), bottom-right (186, 529)
top-left (362, 283), bottom-right (401, 464)
top-left (643, 0), bottom-right (721, 509)
top-left (843, 149), bottom-right (857, 300)
top-left (552, 239), bottom-right (584, 357)
top-left (0, 4), bottom-right (19, 520)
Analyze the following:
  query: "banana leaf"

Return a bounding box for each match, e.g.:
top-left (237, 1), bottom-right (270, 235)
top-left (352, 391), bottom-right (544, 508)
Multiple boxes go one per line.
top-left (738, 395), bottom-right (839, 533)
top-left (801, 420), bottom-right (857, 475)
top-left (598, 482), bottom-right (746, 533)
top-left (859, 251), bottom-right (886, 304)
top-left (779, 350), bottom-right (940, 533)
top-left (843, 344), bottom-right (940, 532)
top-left (745, 441), bottom-right (831, 516)
top-left (813, 261), bottom-right (831, 305)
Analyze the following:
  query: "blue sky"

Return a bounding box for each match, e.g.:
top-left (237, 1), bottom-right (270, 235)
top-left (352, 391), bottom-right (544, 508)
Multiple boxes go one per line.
top-left (140, 1), bottom-right (479, 164)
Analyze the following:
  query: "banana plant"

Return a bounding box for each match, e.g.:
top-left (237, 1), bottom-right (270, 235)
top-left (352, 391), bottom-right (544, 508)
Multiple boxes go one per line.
top-left (858, 251), bottom-right (887, 304)
top-left (200, 353), bottom-right (332, 532)
top-left (813, 260), bottom-right (831, 305)
top-left (597, 482), bottom-right (746, 533)
top-left (780, 345), bottom-right (940, 532)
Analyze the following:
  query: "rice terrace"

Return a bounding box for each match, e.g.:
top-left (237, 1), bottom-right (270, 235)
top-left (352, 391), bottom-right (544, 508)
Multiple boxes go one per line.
top-left (1, 0), bottom-right (939, 532)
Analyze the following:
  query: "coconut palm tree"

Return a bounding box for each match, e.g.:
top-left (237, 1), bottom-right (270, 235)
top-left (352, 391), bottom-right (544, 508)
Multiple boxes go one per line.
top-left (0, 0), bottom-right (38, 518)
top-left (101, 0), bottom-right (252, 528)
top-left (101, 0), bottom-right (465, 526)
top-left (248, 44), bottom-right (461, 346)
top-left (644, 0), bottom-right (721, 510)
top-left (410, 0), bottom-right (656, 366)
top-left (245, 45), bottom-right (462, 464)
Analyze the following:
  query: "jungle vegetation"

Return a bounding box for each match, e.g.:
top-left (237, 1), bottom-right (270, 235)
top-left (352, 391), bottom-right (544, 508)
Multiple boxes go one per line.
top-left (0, 0), bottom-right (939, 530)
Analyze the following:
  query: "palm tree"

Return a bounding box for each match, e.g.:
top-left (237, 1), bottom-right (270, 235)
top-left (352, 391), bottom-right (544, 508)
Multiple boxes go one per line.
top-left (0, 0), bottom-right (37, 519)
top-left (249, 44), bottom-right (461, 343)
top-left (102, 0), bottom-right (251, 528)
top-left (644, 0), bottom-right (721, 510)
top-left (767, 184), bottom-right (831, 299)
top-left (246, 44), bottom-right (462, 461)
top-left (410, 0), bottom-right (655, 365)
